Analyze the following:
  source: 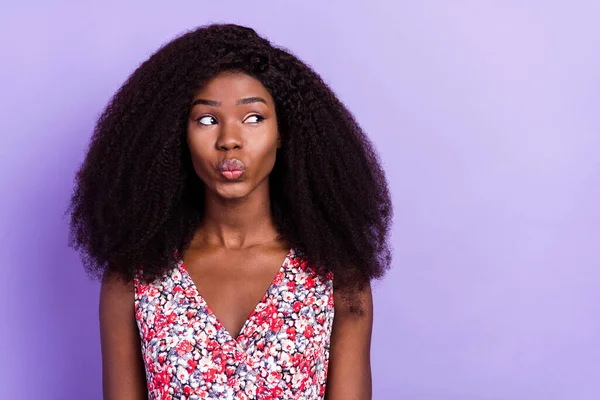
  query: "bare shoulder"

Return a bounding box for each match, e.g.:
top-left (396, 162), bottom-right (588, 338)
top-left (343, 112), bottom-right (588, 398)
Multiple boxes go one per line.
top-left (333, 280), bottom-right (373, 317)
top-left (99, 269), bottom-right (147, 400)
top-left (99, 270), bottom-right (139, 336)
top-left (100, 269), bottom-right (135, 309)
top-left (326, 281), bottom-right (374, 400)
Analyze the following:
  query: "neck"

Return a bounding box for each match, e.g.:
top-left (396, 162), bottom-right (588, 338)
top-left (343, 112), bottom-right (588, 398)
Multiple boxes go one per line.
top-left (196, 183), bottom-right (279, 249)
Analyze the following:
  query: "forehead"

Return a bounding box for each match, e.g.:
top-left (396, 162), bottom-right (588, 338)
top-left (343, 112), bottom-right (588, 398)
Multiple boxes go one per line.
top-left (193, 71), bottom-right (272, 101)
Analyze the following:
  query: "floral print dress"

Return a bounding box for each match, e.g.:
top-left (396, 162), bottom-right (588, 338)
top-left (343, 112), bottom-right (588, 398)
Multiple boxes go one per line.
top-left (133, 247), bottom-right (335, 400)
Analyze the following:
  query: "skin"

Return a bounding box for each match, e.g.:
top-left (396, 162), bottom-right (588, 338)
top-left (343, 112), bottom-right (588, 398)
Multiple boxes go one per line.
top-left (99, 71), bottom-right (373, 399)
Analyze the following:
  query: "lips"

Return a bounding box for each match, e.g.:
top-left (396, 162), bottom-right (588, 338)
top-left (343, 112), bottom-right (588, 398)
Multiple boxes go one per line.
top-left (217, 158), bottom-right (246, 180)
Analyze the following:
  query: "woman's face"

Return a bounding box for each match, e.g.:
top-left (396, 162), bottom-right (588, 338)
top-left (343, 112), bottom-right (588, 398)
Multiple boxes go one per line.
top-left (187, 71), bottom-right (280, 200)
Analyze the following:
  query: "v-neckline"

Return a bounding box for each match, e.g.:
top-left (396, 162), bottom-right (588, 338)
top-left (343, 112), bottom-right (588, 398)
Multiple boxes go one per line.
top-left (178, 247), bottom-right (293, 343)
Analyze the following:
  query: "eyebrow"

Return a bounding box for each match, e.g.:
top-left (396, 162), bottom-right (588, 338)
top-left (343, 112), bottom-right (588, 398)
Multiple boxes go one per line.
top-left (191, 96), bottom-right (268, 107)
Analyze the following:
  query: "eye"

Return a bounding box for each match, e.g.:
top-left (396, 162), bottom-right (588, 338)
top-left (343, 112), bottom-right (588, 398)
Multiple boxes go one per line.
top-left (196, 116), bottom-right (217, 126)
top-left (245, 114), bottom-right (265, 124)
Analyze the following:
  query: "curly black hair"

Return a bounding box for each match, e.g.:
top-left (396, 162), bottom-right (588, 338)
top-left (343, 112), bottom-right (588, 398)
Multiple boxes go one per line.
top-left (67, 23), bottom-right (393, 298)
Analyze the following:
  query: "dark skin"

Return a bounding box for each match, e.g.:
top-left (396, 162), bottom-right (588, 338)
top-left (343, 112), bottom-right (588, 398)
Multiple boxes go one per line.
top-left (99, 71), bottom-right (373, 399)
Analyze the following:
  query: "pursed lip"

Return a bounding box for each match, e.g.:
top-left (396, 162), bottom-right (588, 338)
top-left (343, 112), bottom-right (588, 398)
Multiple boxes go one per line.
top-left (217, 158), bottom-right (246, 172)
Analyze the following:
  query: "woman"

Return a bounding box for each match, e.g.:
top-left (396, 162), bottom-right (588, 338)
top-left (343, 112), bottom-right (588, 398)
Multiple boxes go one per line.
top-left (68, 23), bottom-right (392, 399)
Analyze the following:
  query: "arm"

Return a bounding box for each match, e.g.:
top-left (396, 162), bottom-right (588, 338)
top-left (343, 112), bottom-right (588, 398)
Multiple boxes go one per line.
top-left (325, 281), bottom-right (374, 400)
top-left (99, 270), bottom-right (148, 400)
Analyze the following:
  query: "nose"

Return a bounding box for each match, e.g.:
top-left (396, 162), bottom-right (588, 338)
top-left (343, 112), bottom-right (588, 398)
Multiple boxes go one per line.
top-left (216, 121), bottom-right (243, 151)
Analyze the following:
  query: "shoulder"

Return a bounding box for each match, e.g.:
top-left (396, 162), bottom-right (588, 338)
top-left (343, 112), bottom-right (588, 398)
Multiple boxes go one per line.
top-left (100, 269), bottom-right (136, 320)
top-left (333, 280), bottom-right (373, 319)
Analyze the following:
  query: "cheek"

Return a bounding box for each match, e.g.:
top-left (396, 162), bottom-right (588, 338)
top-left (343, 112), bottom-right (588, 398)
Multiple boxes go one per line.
top-left (187, 136), bottom-right (213, 176)
top-left (250, 140), bottom-right (279, 176)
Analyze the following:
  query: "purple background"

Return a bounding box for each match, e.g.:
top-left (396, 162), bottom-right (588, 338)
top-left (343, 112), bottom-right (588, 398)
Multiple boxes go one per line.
top-left (1, 1), bottom-right (599, 399)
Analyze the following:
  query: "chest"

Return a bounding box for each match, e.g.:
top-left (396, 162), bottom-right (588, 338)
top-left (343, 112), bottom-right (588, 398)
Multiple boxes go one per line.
top-left (181, 247), bottom-right (292, 340)
top-left (134, 247), bottom-right (335, 341)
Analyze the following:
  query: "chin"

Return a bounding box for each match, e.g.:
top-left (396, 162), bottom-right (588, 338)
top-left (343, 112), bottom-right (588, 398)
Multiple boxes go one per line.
top-left (212, 181), bottom-right (253, 200)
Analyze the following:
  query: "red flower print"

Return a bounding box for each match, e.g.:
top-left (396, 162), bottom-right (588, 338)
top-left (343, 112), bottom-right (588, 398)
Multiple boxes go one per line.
top-left (226, 365), bottom-right (236, 377)
top-left (304, 277), bottom-right (315, 289)
top-left (227, 376), bottom-right (240, 388)
top-left (271, 386), bottom-right (283, 397)
top-left (187, 358), bottom-right (198, 372)
top-left (234, 351), bottom-right (244, 363)
top-left (293, 301), bottom-right (302, 313)
top-left (176, 340), bottom-right (192, 355)
top-left (206, 339), bottom-right (218, 351)
top-left (304, 325), bottom-right (314, 339)
top-left (167, 312), bottom-right (177, 323)
top-left (270, 317), bottom-right (284, 332)
top-left (236, 390), bottom-right (250, 400)
top-left (266, 304), bottom-right (278, 318)
top-left (205, 368), bottom-right (216, 382)
top-left (173, 285), bottom-right (184, 294)
top-left (286, 326), bottom-right (296, 341)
